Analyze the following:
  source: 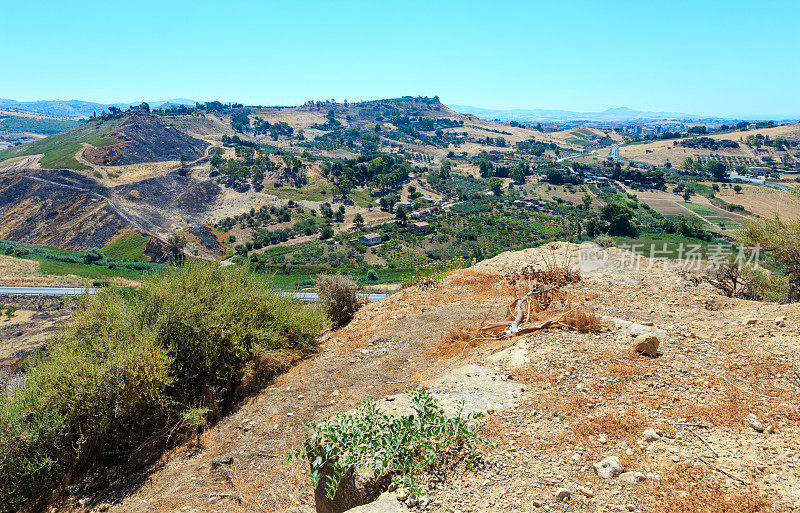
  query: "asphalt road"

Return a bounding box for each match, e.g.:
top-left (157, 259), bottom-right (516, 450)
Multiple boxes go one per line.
top-left (0, 286), bottom-right (390, 302)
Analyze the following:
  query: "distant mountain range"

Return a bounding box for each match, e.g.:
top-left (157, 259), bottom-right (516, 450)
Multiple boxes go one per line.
top-left (0, 98), bottom-right (197, 119)
top-left (448, 105), bottom-right (705, 123)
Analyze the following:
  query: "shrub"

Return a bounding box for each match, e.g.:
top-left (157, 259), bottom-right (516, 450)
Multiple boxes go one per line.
top-left (83, 247), bottom-right (104, 264)
top-left (739, 216), bottom-right (800, 300)
top-left (366, 269), bottom-right (378, 281)
top-left (291, 390), bottom-right (487, 500)
top-left (594, 234), bottom-right (615, 248)
top-left (0, 262), bottom-right (324, 511)
top-left (315, 274), bottom-right (363, 328)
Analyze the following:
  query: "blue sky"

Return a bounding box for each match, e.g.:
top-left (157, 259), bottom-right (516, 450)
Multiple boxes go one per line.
top-left (2, 0), bottom-right (798, 118)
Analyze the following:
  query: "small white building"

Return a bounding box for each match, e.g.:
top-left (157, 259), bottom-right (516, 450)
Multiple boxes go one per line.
top-left (359, 233), bottom-right (382, 246)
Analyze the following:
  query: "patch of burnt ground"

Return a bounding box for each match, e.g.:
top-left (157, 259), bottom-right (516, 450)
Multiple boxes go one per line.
top-left (83, 111), bottom-right (210, 166)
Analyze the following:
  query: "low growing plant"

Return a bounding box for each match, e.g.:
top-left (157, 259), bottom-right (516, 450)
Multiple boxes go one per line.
top-left (291, 389), bottom-right (488, 499)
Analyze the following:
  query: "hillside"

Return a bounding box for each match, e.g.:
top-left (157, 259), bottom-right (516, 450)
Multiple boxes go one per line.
top-left (609, 124), bottom-right (800, 170)
top-left (82, 110), bottom-right (209, 166)
top-left (7, 242), bottom-right (798, 512)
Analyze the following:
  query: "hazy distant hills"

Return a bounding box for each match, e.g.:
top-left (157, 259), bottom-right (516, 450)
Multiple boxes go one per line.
top-left (0, 98), bottom-right (197, 119)
top-left (448, 105), bottom-right (701, 123)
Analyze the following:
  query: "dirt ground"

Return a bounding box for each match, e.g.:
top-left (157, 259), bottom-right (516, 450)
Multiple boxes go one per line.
top-left (47, 243), bottom-right (800, 513)
top-left (714, 183), bottom-right (800, 221)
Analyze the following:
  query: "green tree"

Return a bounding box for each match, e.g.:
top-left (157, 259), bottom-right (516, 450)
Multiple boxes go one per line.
top-left (582, 193), bottom-right (592, 210)
top-left (488, 177), bottom-right (503, 196)
top-left (166, 234), bottom-right (188, 263)
top-left (478, 159), bottom-right (494, 178)
top-left (683, 192), bottom-right (691, 202)
top-left (706, 160), bottom-right (727, 181)
top-left (734, 184), bottom-right (742, 194)
top-left (601, 203), bottom-right (637, 236)
top-left (353, 213), bottom-right (364, 226)
top-left (395, 207), bottom-right (408, 225)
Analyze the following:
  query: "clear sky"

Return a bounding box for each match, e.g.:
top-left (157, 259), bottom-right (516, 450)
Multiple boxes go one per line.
top-left (2, 0), bottom-right (798, 118)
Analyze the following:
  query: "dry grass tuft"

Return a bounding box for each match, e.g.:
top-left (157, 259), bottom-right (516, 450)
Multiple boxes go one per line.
top-left (636, 462), bottom-right (776, 512)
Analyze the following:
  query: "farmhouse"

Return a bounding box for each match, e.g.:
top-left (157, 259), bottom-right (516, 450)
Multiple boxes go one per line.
top-left (359, 233), bottom-right (382, 246)
top-left (411, 221), bottom-right (431, 234)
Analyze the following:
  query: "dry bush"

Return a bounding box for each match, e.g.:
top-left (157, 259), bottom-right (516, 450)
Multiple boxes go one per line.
top-left (427, 326), bottom-right (491, 359)
top-left (674, 390), bottom-right (759, 428)
top-left (560, 306), bottom-right (605, 332)
top-left (636, 462), bottom-right (776, 513)
top-left (571, 407), bottom-right (648, 445)
top-left (316, 274), bottom-right (364, 328)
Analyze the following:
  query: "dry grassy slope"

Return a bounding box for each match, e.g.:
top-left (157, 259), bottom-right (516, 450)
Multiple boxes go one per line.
top-left (57, 243), bottom-right (800, 513)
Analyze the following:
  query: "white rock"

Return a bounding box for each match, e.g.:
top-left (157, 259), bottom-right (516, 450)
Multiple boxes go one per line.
top-left (642, 428), bottom-right (662, 442)
top-left (577, 485), bottom-right (594, 497)
top-left (746, 413), bottom-right (764, 432)
top-left (742, 317), bottom-right (758, 325)
top-left (593, 456), bottom-right (623, 479)
top-left (774, 316), bottom-right (786, 326)
top-left (619, 471), bottom-right (646, 484)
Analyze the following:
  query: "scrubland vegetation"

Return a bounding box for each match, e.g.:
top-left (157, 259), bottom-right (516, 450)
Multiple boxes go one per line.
top-left (0, 262), bottom-right (324, 511)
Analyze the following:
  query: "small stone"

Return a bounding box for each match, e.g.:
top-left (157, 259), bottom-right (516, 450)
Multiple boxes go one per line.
top-left (598, 434), bottom-right (608, 444)
top-left (97, 504), bottom-right (111, 512)
top-left (594, 456), bottom-right (624, 479)
top-left (746, 413), bottom-right (764, 432)
top-left (388, 482), bottom-right (398, 492)
top-left (633, 334), bottom-right (660, 356)
top-left (406, 495), bottom-right (419, 507)
top-left (619, 471), bottom-right (646, 484)
top-left (396, 489), bottom-right (409, 501)
top-left (742, 317), bottom-right (758, 325)
top-left (774, 316), bottom-right (786, 326)
top-left (765, 424), bottom-right (774, 434)
top-left (671, 455), bottom-right (681, 463)
top-left (642, 428), bottom-right (662, 442)
top-left (297, 394), bottom-right (304, 400)
top-left (577, 485), bottom-right (595, 497)
top-left (555, 488), bottom-right (571, 501)
top-left (532, 499), bottom-right (543, 508)
top-left (332, 389), bottom-right (340, 396)
top-left (641, 321), bottom-right (654, 326)
top-left (211, 456), bottom-right (234, 469)
top-left (627, 504), bottom-right (636, 512)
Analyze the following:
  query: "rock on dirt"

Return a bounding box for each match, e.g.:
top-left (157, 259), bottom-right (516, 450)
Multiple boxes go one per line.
top-left (642, 428), bottom-right (662, 442)
top-left (594, 456), bottom-right (624, 479)
top-left (633, 334), bottom-right (660, 356)
top-left (619, 471), bottom-right (646, 484)
top-left (344, 492), bottom-right (406, 512)
top-left (747, 413), bottom-right (764, 432)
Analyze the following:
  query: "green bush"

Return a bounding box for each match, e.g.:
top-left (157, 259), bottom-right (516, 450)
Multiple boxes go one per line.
top-left (291, 390), bottom-right (487, 499)
top-left (0, 262), bottom-right (325, 511)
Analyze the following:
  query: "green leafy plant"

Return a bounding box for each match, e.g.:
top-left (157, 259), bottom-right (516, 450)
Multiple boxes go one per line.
top-left (291, 390), bottom-right (488, 499)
